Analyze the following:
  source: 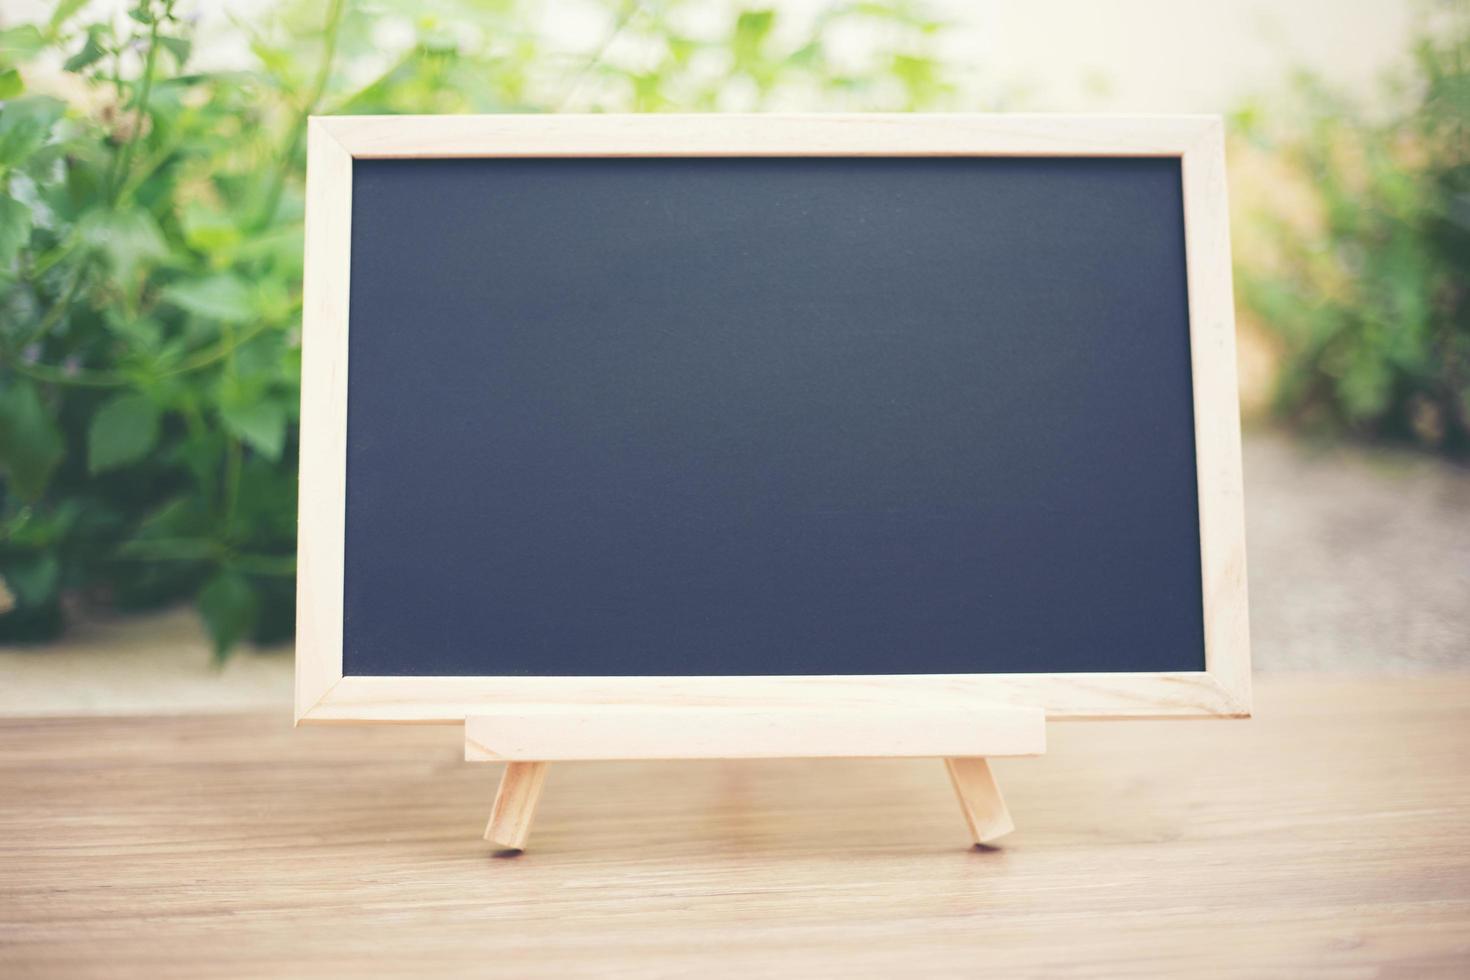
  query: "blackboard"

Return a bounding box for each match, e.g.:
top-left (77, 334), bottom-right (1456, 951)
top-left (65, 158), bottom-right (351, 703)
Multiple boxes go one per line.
top-left (339, 154), bottom-right (1204, 678)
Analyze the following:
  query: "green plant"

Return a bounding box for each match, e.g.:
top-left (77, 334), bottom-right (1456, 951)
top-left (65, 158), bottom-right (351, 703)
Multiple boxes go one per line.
top-left (1233, 5), bottom-right (1470, 452)
top-left (0, 0), bottom-right (954, 654)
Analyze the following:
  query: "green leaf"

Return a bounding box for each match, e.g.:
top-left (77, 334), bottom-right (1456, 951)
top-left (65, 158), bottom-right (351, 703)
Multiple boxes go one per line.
top-left (49, 0), bottom-right (90, 32)
top-left (88, 393), bottom-right (161, 474)
top-left (134, 495), bottom-right (211, 538)
top-left (79, 207), bottom-right (167, 281)
top-left (0, 96), bottom-right (64, 168)
top-left (118, 496), bottom-right (217, 562)
top-left (198, 570), bottom-right (258, 658)
top-left (162, 274), bottom-right (255, 323)
top-left (2, 498), bottom-right (80, 547)
top-left (0, 379), bottom-right (64, 501)
top-left (0, 26), bottom-right (47, 63)
top-left (62, 25), bottom-right (107, 73)
top-left (5, 553), bottom-right (60, 606)
top-left (0, 194), bottom-right (32, 269)
top-left (159, 35), bottom-right (190, 68)
top-left (180, 204), bottom-right (241, 254)
top-left (220, 398), bottom-right (286, 461)
top-left (102, 308), bottom-right (164, 351)
top-left (734, 10), bottom-right (776, 63)
top-left (0, 68), bottom-right (22, 100)
top-left (116, 537), bottom-right (217, 561)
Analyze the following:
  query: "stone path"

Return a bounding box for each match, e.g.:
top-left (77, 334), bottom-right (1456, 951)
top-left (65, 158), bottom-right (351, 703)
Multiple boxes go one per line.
top-left (1245, 430), bottom-right (1470, 672)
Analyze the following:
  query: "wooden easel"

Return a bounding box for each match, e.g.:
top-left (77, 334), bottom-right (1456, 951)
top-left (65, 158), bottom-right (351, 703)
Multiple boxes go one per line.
top-left (465, 704), bottom-right (1045, 851)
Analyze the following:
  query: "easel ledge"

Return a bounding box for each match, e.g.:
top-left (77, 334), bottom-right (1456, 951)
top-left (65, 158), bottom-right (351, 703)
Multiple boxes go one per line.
top-left (466, 704), bottom-right (1045, 851)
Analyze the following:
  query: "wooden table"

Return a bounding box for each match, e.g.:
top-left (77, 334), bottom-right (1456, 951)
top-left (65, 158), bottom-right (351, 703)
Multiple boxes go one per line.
top-left (2, 675), bottom-right (1467, 978)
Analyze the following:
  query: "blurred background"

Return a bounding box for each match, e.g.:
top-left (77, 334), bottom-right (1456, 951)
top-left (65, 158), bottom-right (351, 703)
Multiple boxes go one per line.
top-left (0, 0), bottom-right (1466, 712)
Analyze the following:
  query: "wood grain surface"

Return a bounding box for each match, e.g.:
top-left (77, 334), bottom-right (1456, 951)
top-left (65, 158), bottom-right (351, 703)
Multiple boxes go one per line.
top-left (3, 675), bottom-right (1468, 978)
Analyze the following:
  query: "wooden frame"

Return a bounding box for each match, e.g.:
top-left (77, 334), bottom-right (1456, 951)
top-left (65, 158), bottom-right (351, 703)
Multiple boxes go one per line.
top-left (296, 114), bottom-right (1250, 726)
top-left (464, 704), bottom-right (1047, 762)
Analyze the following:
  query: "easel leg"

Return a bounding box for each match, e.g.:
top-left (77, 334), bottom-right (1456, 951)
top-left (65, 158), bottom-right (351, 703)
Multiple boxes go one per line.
top-left (485, 761), bottom-right (549, 850)
top-left (944, 757), bottom-right (1015, 845)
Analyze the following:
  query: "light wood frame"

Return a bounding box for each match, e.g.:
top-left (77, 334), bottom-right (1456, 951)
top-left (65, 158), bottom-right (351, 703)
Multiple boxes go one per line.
top-left (296, 114), bottom-right (1250, 726)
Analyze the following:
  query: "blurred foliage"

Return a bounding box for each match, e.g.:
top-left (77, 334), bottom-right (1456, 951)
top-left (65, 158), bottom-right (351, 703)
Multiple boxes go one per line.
top-left (1233, 4), bottom-right (1470, 453)
top-left (0, 0), bottom-right (954, 653)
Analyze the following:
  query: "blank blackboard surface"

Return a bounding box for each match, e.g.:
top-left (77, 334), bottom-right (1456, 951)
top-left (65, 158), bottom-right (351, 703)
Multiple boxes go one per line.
top-left (342, 156), bottom-right (1202, 677)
